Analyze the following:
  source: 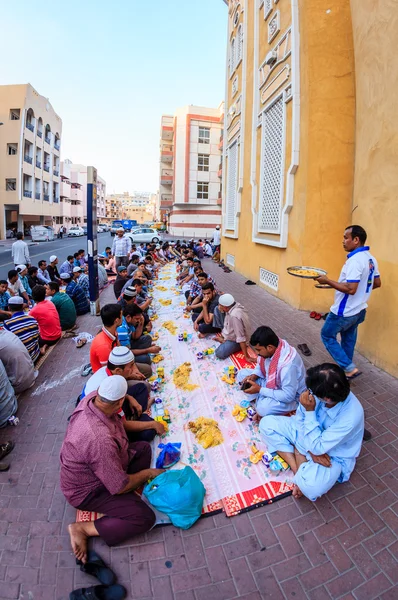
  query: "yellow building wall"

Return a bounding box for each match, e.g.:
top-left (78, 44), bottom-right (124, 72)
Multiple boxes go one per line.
top-left (349, 0), bottom-right (398, 376)
top-left (222, 0), bottom-right (356, 315)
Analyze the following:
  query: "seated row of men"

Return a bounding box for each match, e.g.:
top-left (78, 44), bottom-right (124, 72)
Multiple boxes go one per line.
top-left (61, 322), bottom-right (364, 563)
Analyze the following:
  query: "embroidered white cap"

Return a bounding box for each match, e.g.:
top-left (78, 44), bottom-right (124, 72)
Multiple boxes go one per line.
top-left (9, 296), bottom-right (24, 305)
top-left (219, 293), bottom-right (235, 307)
top-left (16, 264), bottom-right (27, 272)
top-left (73, 266), bottom-right (83, 273)
top-left (60, 273), bottom-right (71, 280)
top-left (50, 255), bottom-right (57, 262)
top-left (98, 374), bottom-right (128, 402)
top-left (109, 346), bottom-right (135, 365)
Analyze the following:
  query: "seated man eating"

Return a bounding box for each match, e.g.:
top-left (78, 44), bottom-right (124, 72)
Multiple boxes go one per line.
top-left (237, 326), bottom-right (306, 416)
top-left (61, 375), bottom-right (164, 561)
top-left (260, 363), bottom-right (364, 501)
top-left (214, 294), bottom-right (255, 363)
top-left (193, 283), bottom-right (221, 337)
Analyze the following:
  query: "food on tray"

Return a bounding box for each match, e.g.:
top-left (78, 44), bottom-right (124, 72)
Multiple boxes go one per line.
top-left (152, 354), bottom-right (164, 364)
top-left (173, 362), bottom-right (198, 392)
top-left (188, 417), bottom-right (223, 448)
top-left (159, 299), bottom-right (172, 306)
top-left (155, 286), bottom-right (168, 292)
top-left (289, 268), bottom-right (322, 277)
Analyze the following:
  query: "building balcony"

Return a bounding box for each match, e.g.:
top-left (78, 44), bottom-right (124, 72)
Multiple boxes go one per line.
top-left (44, 194), bottom-right (49, 201)
top-left (160, 194), bottom-right (173, 208)
top-left (161, 170), bottom-right (173, 185)
top-left (23, 190), bottom-right (32, 198)
top-left (44, 165), bottom-right (50, 172)
top-left (54, 169), bottom-right (59, 177)
top-left (218, 164), bottom-right (223, 178)
top-left (24, 155), bottom-right (33, 165)
top-left (45, 136), bottom-right (51, 145)
top-left (53, 197), bottom-right (59, 203)
top-left (36, 159), bottom-right (42, 169)
top-left (161, 126), bottom-right (174, 141)
top-left (37, 130), bottom-right (43, 138)
top-left (26, 122), bottom-right (34, 133)
top-left (54, 142), bottom-right (60, 151)
top-left (161, 150), bottom-right (173, 163)
top-left (35, 192), bottom-right (41, 200)
top-left (218, 134), bottom-right (224, 151)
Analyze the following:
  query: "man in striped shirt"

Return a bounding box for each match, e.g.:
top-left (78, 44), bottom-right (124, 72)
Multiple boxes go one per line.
top-left (61, 274), bottom-right (90, 315)
top-left (4, 297), bottom-right (41, 362)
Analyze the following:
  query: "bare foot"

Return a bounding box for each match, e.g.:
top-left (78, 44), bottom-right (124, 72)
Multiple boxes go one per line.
top-left (345, 368), bottom-right (361, 378)
top-left (40, 346), bottom-right (48, 355)
top-left (68, 522), bottom-right (90, 563)
top-left (292, 483), bottom-right (303, 499)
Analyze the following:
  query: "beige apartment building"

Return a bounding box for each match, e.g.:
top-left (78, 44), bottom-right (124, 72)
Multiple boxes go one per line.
top-left (105, 194), bottom-right (123, 222)
top-left (104, 192), bottom-right (155, 225)
top-left (158, 106), bottom-right (224, 238)
top-left (0, 83), bottom-right (62, 238)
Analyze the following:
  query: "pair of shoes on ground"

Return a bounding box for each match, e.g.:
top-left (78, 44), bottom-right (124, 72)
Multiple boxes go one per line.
top-left (70, 550), bottom-right (126, 599)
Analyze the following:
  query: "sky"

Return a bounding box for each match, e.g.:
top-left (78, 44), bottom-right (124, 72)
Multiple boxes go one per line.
top-left (0, 0), bottom-right (228, 194)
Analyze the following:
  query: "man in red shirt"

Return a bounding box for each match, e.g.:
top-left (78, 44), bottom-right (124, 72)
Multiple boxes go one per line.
top-left (90, 304), bottom-right (122, 372)
top-left (29, 285), bottom-right (61, 354)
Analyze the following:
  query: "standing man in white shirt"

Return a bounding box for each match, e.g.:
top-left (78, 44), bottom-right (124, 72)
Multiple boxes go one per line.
top-left (111, 228), bottom-right (132, 269)
top-left (11, 232), bottom-right (30, 268)
top-left (212, 225), bottom-right (221, 253)
top-left (315, 225), bottom-right (381, 380)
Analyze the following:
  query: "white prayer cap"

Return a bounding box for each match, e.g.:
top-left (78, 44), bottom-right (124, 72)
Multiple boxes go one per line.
top-left (73, 266), bottom-right (83, 273)
top-left (98, 375), bottom-right (127, 402)
top-left (117, 227), bottom-right (124, 232)
top-left (60, 273), bottom-right (71, 280)
top-left (9, 296), bottom-right (24, 305)
top-left (16, 264), bottom-right (27, 272)
top-left (215, 226), bottom-right (220, 230)
top-left (50, 255), bottom-right (57, 262)
top-left (124, 286), bottom-right (137, 298)
top-left (219, 293), bottom-right (235, 307)
top-left (131, 252), bottom-right (141, 258)
top-left (109, 346), bottom-right (135, 366)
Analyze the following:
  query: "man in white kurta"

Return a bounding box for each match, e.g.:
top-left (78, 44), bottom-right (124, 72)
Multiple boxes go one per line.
top-left (238, 326), bottom-right (306, 416)
top-left (260, 363), bottom-right (364, 501)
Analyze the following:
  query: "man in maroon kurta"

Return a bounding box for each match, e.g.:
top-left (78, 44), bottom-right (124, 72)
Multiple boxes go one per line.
top-left (60, 375), bottom-right (164, 563)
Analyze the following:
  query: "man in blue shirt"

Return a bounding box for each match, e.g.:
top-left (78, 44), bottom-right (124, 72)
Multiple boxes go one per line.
top-left (60, 256), bottom-right (74, 276)
top-left (61, 274), bottom-right (90, 315)
top-left (261, 363), bottom-right (364, 502)
top-left (0, 280), bottom-right (11, 321)
top-left (316, 225), bottom-right (381, 380)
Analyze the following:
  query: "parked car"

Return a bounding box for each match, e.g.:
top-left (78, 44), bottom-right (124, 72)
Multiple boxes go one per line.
top-left (98, 223), bottom-right (109, 232)
top-left (68, 226), bottom-right (84, 237)
top-left (82, 226), bottom-right (87, 235)
top-left (125, 228), bottom-right (162, 244)
top-left (30, 226), bottom-right (55, 242)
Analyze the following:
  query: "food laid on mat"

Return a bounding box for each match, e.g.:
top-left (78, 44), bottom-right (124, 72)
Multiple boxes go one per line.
top-left (152, 354), bottom-right (164, 363)
top-left (162, 320), bottom-right (178, 335)
top-left (232, 404), bottom-right (247, 422)
top-left (156, 285), bottom-right (168, 292)
top-left (173, 362), bottom-right (198, 391)
top-left (287, 266), bottom-right (327, 279)
top-left (188, 417), bottom-right (224, 449)
top-left (249, 444), bottom-right (264, 464)
top-left (151, 333), bottom-right (159, 341)
top-left (159, 299), bottom-right (172, 306)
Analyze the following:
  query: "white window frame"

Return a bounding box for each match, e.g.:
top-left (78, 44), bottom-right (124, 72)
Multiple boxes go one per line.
top-left (198, 127), bottom-right (210, 144)
top-left (258, 94), bottom-right (286, 235)
top-left (229, 37), bottom-right (236, 78)
top-left (197, 182), bottom-right (209, 200)
top-left (198, 154), bottom-right (210, 172)
top-left (225, 140), bottom-right (239, 231)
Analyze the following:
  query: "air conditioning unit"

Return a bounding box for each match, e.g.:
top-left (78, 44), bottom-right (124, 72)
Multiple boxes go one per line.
top-left (265, 51), bottom-right (278, 66)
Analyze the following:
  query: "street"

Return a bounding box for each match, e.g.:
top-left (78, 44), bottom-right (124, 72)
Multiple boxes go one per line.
top-left (0, 231), bottom-right (184, 281)
top-left (0, 233), bottom-right (112, 281)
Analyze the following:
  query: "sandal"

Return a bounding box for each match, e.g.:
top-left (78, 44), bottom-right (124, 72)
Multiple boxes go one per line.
top-left (309, 311), bottom-right (317, 319)
top-left (0, 463), bottom-right (10, 472)
top-left (76, 338), bottom-right (87, 348)
top-left (77, 550), bottom-right (116, 585)
top-left (69, 584), bottom-right (126, 600)
top-left (346, 371), bottom-right (363, 380)
top-left (298, 344), bottom-right (312, 357)
top-left (314, 313), bottom-right (322, 321)
top-left (0, 441), bottom-right (15, 461)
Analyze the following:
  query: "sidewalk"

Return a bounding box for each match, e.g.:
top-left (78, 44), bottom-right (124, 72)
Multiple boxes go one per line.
top-left (0, 264), bottom-right (397, 600)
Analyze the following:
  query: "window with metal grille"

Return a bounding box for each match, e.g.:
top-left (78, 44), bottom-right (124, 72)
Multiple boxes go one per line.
top-left (229, 38), bottom-right (236, 77)
top-left (236, 24), bottom-right (243, 66)
top-left (225, 141), bottom-right (238, 230)
top-left (258, 96), bottom-right (284, 233)
top-left (197, 182), bottom-right (209, 200)
top-left (198, 154), bottom-right (209, 172)
top-left (7, 144), bottom-right (18, 155)
top-left (6, 179), bottom-right (16, 191)
top-left (198, 127), bottom-right (210, 144)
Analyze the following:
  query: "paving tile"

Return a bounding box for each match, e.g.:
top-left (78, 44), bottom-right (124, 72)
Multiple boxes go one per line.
top-left (149, 554), bottom-right (188, 578)
top-left (182, 532), bottom-right (206, 569)
top-left (152, 575), bottom-right (174, 600)
top-left (228, 556), bottom-right (258, 595)
top-left (280, 577), bottom-right (308, 600)
top-left (222, 534), bottom-right (261, 561)
top-left (297, 531), bottom-right (328, 566)
top-left (204, 545), bottom-right (231, 582)
top-left (351, 572), bottom-right (393, 600)
top-left (253, 567), bottom-right (284, 599)
top-left (130, 562), bottom-right (152, 597)
top-left (194, 579), bottom-right (238, 600)
top-left (274, 523), bottom-right (302, 557)
top-left (201, 524), bottom-right (237, 548)
top-left (272, 554), bottom-right (312, 582)
top-left (326, 567), bottom-right (364, 598)
top-left (299, 562), bottom-right (338, 591)
top-left (171, 567), bottom-right (212, 592)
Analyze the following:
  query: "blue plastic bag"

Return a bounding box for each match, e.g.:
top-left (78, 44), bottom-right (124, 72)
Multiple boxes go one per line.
top-left (156, 442), bottom-right (182, 469)
top-left (143, 466), bottom-right (205, 529)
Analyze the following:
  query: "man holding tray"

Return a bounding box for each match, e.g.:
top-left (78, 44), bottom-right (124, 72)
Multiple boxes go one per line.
top-left (315, 225), bottom-right (381, 380)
